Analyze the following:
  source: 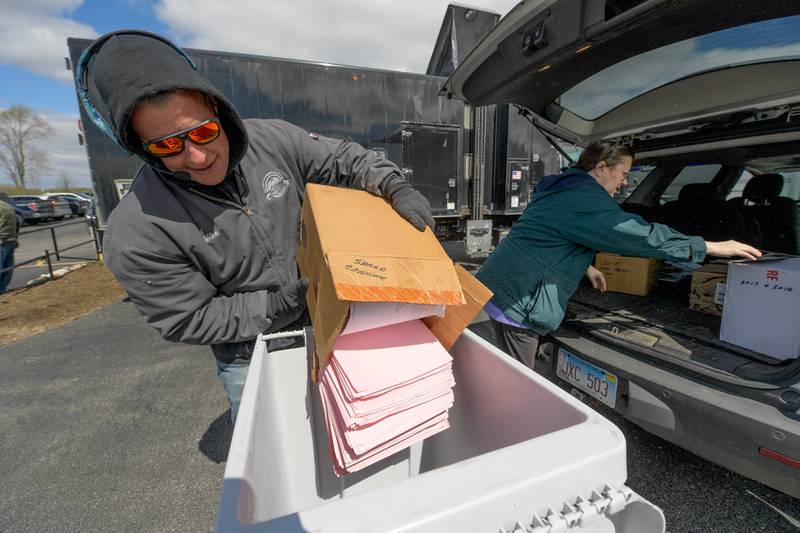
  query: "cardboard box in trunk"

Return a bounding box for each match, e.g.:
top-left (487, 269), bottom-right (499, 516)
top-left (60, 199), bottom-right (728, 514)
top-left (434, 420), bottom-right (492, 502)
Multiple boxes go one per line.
top-left (297, 184), bottom-right (491, 380)
top-left (720, 258), bottom-right (800, 360)
top-left (689, 262), bottom-right (728, 316)
top-left (595, 253), bottom-right (660, 296)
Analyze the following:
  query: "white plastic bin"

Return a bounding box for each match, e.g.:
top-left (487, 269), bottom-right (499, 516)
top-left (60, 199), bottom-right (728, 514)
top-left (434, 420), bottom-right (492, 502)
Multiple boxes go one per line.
top-left (216, 328), bottom-right (665, 532)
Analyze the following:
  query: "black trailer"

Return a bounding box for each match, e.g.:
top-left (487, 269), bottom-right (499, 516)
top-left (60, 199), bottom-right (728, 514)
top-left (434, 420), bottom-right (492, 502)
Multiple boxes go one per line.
top-left (67, 4), bottom-right (562, 249)
top-left (426, 4), bottom-right (565, 252)
top-left (68, 39), bottom-right (468, 231)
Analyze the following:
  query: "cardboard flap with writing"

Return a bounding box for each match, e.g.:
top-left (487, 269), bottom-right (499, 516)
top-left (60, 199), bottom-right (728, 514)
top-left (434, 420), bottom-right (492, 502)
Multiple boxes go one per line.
top-left (328, 253), bottom-right (464, 305)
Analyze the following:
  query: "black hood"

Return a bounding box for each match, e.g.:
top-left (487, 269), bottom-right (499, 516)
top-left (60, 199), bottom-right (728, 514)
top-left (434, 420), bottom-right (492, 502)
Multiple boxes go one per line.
top-left (83, 30), bottom-right (248, 176)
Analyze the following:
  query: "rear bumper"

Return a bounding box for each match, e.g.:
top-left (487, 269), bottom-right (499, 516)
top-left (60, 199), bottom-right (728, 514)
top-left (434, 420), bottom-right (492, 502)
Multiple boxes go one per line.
top-left (545, 329), bottom-right (800, 498)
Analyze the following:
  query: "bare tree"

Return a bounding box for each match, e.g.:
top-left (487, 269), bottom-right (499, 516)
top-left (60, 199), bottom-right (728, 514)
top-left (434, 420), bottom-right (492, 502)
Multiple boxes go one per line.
top-left (27, 150), bottom-right (48, 191)
top-left (0, 105), bottom-right (55, 191)
top-left (57, 171), bottom-right (73, 191)
top-left (28, 172), bottom-right (42, 191)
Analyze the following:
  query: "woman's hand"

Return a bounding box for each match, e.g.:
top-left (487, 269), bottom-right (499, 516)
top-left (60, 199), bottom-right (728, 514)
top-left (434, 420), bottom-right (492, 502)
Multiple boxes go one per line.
top-left (705, 240), bottom-right (762, 261)
top-left (586, 265), bottom-right (607, 292)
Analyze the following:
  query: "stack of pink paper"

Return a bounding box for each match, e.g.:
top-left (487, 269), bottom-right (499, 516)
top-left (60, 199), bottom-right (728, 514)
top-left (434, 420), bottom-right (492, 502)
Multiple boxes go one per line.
top-left (318, 319), bottom-right (455, 475)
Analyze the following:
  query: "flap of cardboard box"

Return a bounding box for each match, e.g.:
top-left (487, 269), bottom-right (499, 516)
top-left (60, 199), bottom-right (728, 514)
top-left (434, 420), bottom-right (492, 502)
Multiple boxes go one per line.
top-left (423, 265), bottom-right (493, 351)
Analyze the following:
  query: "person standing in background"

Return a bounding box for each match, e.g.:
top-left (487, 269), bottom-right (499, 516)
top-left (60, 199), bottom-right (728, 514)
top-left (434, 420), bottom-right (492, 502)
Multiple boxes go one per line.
top-left (0, 193), bottom-right (19, 293)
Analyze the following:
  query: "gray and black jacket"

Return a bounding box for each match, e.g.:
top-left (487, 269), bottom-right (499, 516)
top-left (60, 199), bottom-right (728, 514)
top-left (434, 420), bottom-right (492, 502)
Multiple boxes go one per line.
top-left (104, 120), bottom-right (402, 363)
top-left (87, 32), bottom-right (404, 363)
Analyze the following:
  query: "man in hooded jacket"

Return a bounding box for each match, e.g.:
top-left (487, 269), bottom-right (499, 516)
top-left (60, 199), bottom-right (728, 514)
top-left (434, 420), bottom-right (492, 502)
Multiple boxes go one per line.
top-left (80, 30), bottom-right (434, 422)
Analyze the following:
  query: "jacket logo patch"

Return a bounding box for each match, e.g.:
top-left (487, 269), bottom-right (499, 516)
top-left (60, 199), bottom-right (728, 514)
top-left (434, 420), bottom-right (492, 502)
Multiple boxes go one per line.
top-left (262, 171), bottom-right (290, 201)
top-left (203, 227), bottom-right (221, 243)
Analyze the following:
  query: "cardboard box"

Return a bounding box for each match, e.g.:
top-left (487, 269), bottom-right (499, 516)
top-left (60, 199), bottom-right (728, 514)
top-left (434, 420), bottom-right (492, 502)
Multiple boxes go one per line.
top-left (689, 262), bottom-right (728, 316)
top-left (595, 253), bottom-right (660, 296)
top-left (720, 258), bottom-right (800, 360)
top-left (297, 184), bottom-right (491, 379)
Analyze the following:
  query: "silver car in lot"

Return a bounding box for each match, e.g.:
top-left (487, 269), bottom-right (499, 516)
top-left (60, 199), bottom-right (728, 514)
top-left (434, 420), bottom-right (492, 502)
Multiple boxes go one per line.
top-left (443, 0), bottom-right (800, 497)
top-left (42, 192), bottom-right (91, 216)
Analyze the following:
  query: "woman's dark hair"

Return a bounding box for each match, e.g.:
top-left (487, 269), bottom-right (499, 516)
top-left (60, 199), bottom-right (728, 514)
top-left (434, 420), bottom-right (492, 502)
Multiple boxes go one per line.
top-left (577, 141), bottom-right (634, 172)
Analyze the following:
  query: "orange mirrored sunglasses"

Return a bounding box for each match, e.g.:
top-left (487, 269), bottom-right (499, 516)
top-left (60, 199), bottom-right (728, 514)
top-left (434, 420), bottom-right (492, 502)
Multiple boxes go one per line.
top-left (142, 118), bottom-right (221, 157)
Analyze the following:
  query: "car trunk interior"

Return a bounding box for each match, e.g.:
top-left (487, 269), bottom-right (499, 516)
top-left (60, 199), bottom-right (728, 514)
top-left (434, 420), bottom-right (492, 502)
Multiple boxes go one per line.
top-left (561, 143), bottom-right (800, 386)
top-left (565, 280), bottom-right (800, 385)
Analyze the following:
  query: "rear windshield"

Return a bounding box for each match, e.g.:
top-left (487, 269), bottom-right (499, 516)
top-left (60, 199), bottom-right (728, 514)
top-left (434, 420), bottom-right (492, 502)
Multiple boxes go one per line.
top-left (561, 16), bottom-right (800, 120)
top-left (619, 163), bottom-right (723, 204)
top-left (613, 164), bottom-right (654, 202)
top-left (729, 170), bottom-right (800, 202)
top-left (660, 164), bottom-right (722, 205)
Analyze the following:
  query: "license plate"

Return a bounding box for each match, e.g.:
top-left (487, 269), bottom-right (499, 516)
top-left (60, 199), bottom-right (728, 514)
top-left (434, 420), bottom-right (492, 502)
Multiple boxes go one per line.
top-left (556, 349), bottom-right (618, 408)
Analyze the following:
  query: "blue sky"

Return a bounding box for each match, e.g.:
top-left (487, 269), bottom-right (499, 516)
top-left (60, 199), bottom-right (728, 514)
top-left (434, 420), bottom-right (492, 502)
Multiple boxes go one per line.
top-left (0, 0), bottom-right (518, 188)
top-left (1, 1), bottom-right (169, 114)
top-left (0, 0), bottom-right (160, 113)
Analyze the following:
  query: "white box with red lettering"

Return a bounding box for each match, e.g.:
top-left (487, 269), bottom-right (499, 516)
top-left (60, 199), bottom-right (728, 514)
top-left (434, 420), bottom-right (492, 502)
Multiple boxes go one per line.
top-left (720, 258), bottom-right (800, 360)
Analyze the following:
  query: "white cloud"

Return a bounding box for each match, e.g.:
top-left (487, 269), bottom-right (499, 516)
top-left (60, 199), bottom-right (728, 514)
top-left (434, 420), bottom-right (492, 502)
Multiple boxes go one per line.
top-left (1, 0), bottom-right (522, 190)
top-left (25, 112), bottom-right (91, 188)
top-left (0, 0), bottom-right (97, 83)
top-left (155, 0), bottom-right (519, 73)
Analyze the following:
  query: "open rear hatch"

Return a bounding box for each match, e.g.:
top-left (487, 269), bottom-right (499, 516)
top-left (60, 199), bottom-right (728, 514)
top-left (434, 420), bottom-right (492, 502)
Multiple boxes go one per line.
top-left (441, 0), bottom-right (800, 151)
top-left (442, 1), bottom-right (800, 383)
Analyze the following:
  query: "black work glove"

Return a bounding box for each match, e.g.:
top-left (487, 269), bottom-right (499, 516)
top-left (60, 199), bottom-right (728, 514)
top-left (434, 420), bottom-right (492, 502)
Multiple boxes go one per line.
top-left (265, 278), bottom-right (309, 332)
top-left (382, 178), bottom-right (435, 232)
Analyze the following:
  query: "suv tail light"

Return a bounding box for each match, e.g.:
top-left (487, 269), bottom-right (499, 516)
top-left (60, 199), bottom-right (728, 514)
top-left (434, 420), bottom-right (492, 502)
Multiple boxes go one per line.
top-left (759, 447), bottom-right (800, 469)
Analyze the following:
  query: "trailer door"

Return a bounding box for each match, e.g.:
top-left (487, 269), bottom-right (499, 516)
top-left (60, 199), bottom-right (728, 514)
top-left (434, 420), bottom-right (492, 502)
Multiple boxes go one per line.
top-left (401, 123), bottom-right (462, 216)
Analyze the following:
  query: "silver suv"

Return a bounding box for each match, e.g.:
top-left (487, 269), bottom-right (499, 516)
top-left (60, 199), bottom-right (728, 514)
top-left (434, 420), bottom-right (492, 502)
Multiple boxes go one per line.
top-left (443, 1), bottom-right (800, 498)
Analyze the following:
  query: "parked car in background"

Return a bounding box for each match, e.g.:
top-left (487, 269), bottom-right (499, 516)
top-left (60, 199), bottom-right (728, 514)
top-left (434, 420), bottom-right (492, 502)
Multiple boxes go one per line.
top-left (42, 193), bottom-right (91, 216)
top-left (10, 196), bottom-right (55, 225)
top-left (76, 191), bottom-right (94, 200)
top-left (443, 1), bottom-right (800, 497)
top-left (43, 196), bottom-right (72, 220)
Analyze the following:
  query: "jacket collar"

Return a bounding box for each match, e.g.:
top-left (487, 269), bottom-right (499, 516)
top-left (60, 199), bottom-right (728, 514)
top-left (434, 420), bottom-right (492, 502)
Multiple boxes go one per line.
top-left (533, 167), bottom-right (600, 199)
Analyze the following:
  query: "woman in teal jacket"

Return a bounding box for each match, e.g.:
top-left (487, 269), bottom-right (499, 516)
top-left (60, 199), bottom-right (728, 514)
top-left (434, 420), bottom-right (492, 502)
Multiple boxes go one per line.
top-left (477, 141), bottom-right (761, 367)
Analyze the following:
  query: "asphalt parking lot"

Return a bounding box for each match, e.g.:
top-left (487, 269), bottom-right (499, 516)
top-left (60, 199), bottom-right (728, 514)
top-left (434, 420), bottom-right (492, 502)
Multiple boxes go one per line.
top-left (1, 295), bottom-right (798, 532)
top-left (0, 300), bottom-right (227, 532)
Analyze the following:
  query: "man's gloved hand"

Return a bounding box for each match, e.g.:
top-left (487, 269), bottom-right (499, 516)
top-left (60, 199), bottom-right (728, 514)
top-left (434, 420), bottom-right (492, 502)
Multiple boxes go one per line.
top-left (382, 178), bottom-right (435, 232)
top-left (265, 278), bottom-right (309, 332)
